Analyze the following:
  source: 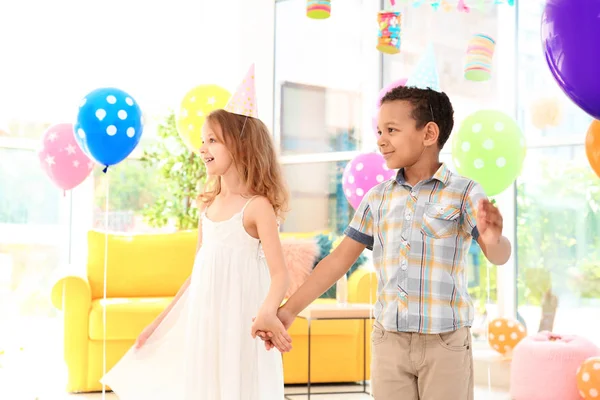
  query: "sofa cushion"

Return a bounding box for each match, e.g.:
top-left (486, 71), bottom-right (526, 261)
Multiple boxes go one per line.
top-left (281, 238), bottom-right (317, 298)
top-left (89, 297), bottom-right (172, 341)
top-left (87, 230), bottom-right (197, 299)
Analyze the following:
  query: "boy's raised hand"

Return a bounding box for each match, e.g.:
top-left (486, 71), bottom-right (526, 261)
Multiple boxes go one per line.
top-left (476, 198), bottom-right (503, 245)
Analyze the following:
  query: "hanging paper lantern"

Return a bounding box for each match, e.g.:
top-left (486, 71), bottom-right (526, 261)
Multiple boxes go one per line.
top-left (376, 11), bottom-right (401, 55)
top-left (307, 0), bottom-right (330, 19)
top-left (464, 33), bottom-right (496, 82)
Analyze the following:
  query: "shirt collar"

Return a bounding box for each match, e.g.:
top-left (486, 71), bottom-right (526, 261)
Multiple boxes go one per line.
top-left (395, 163), bottom-right (451, 186)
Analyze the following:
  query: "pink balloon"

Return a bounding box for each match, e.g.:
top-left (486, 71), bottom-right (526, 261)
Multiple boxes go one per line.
top-left (342, 152), bottom-right (396, 209)
top-left (377, 77), bottom-right (408, 108)
top-left (372, 77), bottom-right (408, 137)
top-left (38, 123), bottom-right (94, 191)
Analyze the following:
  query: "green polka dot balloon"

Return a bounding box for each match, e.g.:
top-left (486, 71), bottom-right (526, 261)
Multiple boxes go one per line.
top-left (452, 110), bottom-right (526, 196)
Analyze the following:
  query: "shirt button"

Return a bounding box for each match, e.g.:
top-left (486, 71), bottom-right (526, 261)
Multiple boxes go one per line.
top-left (405, 213), bottom-right (412, 221)
top-left (401, 262), bottom-right (407, 271)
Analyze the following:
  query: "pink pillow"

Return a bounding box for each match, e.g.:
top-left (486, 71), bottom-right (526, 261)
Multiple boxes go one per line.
top-left (511, 331), bottom-right (600, 400)
top-left (281, 238), bottom-right (317, 298)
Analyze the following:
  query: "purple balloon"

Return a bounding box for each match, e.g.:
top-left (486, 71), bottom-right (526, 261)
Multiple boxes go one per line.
top-left (541, 0), bottom-right (600, 119)
top-left (342, 152), bottom-right (396, 209)
top-left (372, 78), bottom-right (408, 137)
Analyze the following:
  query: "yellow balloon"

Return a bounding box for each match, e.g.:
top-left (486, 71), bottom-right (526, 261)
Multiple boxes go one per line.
top-left (176, 84), bottom-right (231, 153)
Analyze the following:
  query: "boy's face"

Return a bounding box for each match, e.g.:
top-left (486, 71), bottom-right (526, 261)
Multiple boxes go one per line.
top-left (377, 100), bottom-right (437, 170)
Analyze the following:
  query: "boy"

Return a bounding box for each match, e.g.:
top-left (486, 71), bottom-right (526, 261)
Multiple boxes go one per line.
top-left (253, 86), bottom-right (511, 399)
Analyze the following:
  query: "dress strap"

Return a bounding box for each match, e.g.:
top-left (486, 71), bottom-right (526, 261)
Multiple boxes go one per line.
top-left (240, 195), bottom-right (259, 217)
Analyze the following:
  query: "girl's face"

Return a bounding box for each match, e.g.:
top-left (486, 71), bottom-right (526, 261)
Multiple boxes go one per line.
top-left (199, 121), bottom-right (234, 176)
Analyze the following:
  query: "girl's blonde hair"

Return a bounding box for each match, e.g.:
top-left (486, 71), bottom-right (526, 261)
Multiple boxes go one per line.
top-left (198, 109), bottom-right (289, 219)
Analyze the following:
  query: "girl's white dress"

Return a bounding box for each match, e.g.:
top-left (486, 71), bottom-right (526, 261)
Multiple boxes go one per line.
top-left (101, 199), bottom-right (284, 400)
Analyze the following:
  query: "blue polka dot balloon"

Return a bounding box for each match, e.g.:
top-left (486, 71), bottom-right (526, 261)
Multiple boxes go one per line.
top-left (74, 88), bottom-right (143, 170)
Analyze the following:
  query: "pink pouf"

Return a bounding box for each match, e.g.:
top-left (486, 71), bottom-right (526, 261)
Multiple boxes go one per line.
top-left (510, 331), bottom-right (600, 400)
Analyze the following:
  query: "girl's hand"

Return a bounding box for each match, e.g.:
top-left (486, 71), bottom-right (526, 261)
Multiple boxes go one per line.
top-left (134, 321), bottom-right (158, 350)
top-left (256, 306), bottom-right (296, 351)
top-left (251, 313), bottom-right (292, 353)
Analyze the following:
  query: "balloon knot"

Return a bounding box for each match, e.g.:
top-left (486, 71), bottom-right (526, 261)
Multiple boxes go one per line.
top-left (103, 166), bottom-right (108, 173)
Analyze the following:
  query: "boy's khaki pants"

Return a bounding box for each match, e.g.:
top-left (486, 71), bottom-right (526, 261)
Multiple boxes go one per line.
top-left (371, 321), bottom-right (474, 400)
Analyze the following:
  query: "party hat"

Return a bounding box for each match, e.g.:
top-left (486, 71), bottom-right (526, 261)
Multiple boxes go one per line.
top-left (224, 64), bottom-right (258, 118)
top-left (405, 44), bottom-right (441, 92)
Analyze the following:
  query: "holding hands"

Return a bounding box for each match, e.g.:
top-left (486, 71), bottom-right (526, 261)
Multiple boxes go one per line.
top-left (251, 307), bottom-right (296, 352)
top-left (251, 309), bottom-right (294, 353)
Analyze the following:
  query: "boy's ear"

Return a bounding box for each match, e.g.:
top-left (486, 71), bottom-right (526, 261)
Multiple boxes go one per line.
top-left (423, 122), bottom-right (440, 147)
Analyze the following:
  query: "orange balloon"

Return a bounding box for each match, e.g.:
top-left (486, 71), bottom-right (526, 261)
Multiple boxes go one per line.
top-left (577, 356), bottom-right (600, 399)
top-left (488, 317), bottom-right (527, 355)
top-left (585, 120), bottom-right (600, 178)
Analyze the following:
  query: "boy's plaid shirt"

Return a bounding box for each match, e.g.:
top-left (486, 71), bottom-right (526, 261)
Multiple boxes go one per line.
top-left (345, 163), bottom-right (487, 334)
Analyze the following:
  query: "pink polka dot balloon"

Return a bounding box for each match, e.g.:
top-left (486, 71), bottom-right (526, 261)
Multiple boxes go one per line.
top-left (342, 152), bottom-right (396, 209)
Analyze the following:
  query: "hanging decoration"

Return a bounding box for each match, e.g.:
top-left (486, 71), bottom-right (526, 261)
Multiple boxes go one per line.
top-left (385, 0), bottom-right (513, 12)
top-left (376, 11), bottom-right (401, 55)
top-left (464, 33), bottom-right (496, 82)
top-left (307, 0), bottom-right (331, 19)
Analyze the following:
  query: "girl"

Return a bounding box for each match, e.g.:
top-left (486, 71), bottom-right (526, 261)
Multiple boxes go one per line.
top-left (102, 109), bottom-right (292, 399)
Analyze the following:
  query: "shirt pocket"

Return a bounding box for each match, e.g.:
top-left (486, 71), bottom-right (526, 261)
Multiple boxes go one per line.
top-left (421, 203), bottom-right (461, 239)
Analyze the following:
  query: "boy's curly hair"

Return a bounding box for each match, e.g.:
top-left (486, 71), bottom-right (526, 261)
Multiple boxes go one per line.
top-left (381, 86), bottom-right (454, 149)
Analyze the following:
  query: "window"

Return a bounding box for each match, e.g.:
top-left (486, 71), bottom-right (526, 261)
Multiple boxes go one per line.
top-left (281, 161), bottom-right (352, 235)
top-left (92, 158), bottom-right (166, 233)
top-left (516, 146), bottom-right (600, 340)
top-left (516, 1), bottom-right (599, 343)
top-left (274, 0), bottom-right (381, 237)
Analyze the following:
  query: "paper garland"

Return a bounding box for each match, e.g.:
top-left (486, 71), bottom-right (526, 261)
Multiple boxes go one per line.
top-left (386, 0), bottom-right (514, 12)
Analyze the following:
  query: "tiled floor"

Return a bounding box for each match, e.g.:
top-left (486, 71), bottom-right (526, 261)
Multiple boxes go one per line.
top-left (47, 385), bottom-right (511, 400)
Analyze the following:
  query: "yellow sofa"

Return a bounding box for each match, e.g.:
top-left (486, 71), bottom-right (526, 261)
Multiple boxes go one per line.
top-left (51, 230), bottom-right (377, 393)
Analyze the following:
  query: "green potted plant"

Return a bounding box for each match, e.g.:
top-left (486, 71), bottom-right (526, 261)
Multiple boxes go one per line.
top-left (140, 111), bottom-right (206, 230)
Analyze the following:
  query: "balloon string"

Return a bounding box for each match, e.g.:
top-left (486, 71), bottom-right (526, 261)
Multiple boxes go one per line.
top-left (486, 259), bottom-right (492, 395)
top-left (101, 174), bottom-right (109, 400)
